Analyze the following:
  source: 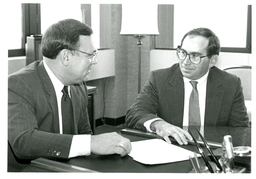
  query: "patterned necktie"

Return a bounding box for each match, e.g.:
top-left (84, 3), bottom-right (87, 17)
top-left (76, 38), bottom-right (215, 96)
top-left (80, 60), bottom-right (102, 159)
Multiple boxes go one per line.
top-left (189, 81), bottom-right (201, 126)
top-left (61, 86), bottom-right (74, 134)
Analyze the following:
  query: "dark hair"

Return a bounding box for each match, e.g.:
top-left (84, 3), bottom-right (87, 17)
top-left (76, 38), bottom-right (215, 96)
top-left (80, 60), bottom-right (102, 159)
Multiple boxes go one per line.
top-left (41, 19), bottom-right (93, 59)
top-left (180, 28), bottom-right (220, 57)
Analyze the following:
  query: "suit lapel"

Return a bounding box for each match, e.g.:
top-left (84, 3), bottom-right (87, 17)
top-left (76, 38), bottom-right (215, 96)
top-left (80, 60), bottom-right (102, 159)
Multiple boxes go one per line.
top-left (205, 67), bottom-right (224, 125)
top-left (37, 61), bottom-right (60, 133)
top-left (165, 67), bottom-right (184, 127)
top-left (164, 66), bottom-right (225, 126)
top-left (70, 84), bottom-right (91, 134)
top-left (70, 86), bottom-right (80, 134)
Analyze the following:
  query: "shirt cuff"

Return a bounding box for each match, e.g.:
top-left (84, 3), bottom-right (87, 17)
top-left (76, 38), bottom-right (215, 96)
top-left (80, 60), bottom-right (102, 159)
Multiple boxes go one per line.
top-left (68, 134), bottom-right (91, 158)
top-left (143, 118), bottom-right (163, 133)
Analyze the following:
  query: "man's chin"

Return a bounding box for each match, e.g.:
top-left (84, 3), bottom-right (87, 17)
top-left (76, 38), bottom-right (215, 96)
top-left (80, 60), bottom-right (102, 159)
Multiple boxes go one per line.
top-left (84, 70), bottom-right (91, 81)
top-left (84, 75), bottom-right (89, 81)
top-left (181, 70), bottom-right (192, 78)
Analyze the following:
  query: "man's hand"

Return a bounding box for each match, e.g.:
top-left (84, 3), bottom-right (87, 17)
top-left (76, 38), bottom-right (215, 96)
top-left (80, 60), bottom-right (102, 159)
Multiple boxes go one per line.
top-left (91, 132), bottom-right (132, 157)
top-left (150, 120), bottom-right (192, 145)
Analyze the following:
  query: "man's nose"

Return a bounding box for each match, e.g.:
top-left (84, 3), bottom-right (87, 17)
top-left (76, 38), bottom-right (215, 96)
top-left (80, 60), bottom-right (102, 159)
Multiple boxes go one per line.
top-left (91, 58), bottom-right (98, 65)
top-left (183, 55), bottom-right (191, 65)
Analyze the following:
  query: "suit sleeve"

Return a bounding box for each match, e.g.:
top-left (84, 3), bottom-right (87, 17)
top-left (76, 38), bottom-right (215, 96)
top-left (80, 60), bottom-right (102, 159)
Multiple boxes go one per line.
top-left (125, 71), bottom-right (160, 131)
top-left (8, 74), bottom-right (73, 160)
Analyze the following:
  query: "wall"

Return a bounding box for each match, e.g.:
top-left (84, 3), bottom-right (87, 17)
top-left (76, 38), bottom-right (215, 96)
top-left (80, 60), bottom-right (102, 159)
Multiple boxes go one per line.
top-left (216, 53), bottom-right (252, 69)
top-left (87, 5), bottom-right (151, 124)
top-left (108, 5), bottom-right (151, 121)
top-left (8, 49), bottom-right (115, 78)
top-left (87, 49), bottom-right (115, 81)
top-left (8, 57), bottom-right (26, 75)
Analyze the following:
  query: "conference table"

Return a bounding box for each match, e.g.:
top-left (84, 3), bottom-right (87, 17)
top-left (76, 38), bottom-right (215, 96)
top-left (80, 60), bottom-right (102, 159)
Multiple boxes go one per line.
top-left (23, 126), bottom-right (251, 173)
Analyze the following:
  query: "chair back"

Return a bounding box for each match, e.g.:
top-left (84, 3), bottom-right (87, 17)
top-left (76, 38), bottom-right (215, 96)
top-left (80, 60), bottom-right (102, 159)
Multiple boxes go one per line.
top-left (224, 66), bottom-right (251, 100)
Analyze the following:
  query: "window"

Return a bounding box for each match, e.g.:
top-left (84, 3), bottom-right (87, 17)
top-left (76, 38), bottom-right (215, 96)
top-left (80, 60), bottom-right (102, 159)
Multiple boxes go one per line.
top-left (8, 4), bottom-right (41, 57)
top-left (8, 3), bottom-right (112, 58)
top-left (174, 3), bottom-right (251, 53)
top-left (156, 4), bottom-right (252, 53)
top-left (8, 4), bottom-right (22, 50)
top-left (41, 3), bottom-right (82, 34)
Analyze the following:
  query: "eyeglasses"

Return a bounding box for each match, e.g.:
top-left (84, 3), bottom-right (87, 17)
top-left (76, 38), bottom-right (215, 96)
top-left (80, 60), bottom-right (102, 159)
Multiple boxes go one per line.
top-left (176, 46), bottom-right (209, 65)
top-left (76, 50), bottom-right (98, 64)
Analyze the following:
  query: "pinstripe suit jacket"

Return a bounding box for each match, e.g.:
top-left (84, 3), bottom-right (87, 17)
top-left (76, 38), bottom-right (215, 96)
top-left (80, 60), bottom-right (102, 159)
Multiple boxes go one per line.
top-left (125, 63), bottom-right (249, 131)
top-left (8, 61), bottom-right (91, 160)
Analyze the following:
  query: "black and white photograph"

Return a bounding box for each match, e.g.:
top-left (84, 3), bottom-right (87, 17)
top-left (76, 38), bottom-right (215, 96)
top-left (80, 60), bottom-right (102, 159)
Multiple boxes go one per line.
top-left (3, 0), bottom-right (255, 177)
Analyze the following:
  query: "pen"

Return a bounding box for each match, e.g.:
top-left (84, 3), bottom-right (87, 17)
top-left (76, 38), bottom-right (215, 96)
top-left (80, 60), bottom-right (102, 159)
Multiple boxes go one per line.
top-left (194, 152), bottom-right (201, 171)
top-left (121, 128), bottom-right (222, 147)
top-left (188, 128), bottom-right (214, 173)
top-left (195, 128), bottom-right (222, 171)
top-left (182, 127), bottom-right (222, 148)
top-left (189, 156), bottom-right (201, 173)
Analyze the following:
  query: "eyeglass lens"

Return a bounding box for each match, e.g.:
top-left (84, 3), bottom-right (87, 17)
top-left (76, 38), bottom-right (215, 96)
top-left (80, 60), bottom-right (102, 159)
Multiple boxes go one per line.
top-left (176, 48), bottom-right (201, 64)
top-left (90, 52), bottom-right (97, 64)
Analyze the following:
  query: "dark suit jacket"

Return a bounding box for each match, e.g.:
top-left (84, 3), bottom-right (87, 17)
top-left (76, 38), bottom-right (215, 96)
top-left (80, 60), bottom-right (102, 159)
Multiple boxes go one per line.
top-left (8, 61), bottom-right (91, 161)
top-left (125, 63), bottom-right (249, 131)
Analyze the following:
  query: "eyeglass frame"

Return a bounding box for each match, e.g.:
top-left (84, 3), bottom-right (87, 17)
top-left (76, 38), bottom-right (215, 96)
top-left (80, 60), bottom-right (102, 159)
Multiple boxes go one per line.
top-left (76, 49), bottom-right (98, 64)
top-left (176, 46), bottom-right (210, 65)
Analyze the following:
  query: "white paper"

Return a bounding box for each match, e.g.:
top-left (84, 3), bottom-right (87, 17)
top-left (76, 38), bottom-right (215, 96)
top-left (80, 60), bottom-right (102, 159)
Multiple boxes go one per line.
top-left (129, 139), bottom-right (196, 165)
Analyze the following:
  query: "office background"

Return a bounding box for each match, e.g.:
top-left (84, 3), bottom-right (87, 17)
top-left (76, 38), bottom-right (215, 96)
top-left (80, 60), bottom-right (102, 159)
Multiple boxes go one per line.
top-left (7, 2), bottom-right (253, 129)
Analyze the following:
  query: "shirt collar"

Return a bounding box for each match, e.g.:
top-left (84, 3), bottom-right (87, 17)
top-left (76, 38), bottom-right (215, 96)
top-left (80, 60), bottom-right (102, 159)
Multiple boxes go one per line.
top-left (43, 60), bottom-right (64, 95)
top-left (183, 71), bottom-right (209, 86)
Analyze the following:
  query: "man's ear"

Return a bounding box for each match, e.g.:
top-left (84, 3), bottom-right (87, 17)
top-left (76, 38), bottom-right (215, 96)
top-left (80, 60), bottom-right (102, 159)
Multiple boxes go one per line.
top-left (209, 54), bottom-right (218, 68)
top-left (60, 49), bottom-right (70, 67)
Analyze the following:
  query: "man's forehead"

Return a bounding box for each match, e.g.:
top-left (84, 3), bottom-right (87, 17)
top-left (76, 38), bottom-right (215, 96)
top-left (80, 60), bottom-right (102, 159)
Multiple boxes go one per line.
top-left (78, 35), bottom-right (94, 48)
top-left (182, 35), bottom-right (209, 52)
top-left (79, 35), bottom-right (92, 42)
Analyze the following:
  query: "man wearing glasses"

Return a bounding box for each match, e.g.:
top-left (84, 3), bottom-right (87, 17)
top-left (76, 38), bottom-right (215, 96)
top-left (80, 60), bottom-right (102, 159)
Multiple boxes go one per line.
top-left (8, 19), bottom-right (131, 171)
top-left (125, 28), bottom-right (249, 145)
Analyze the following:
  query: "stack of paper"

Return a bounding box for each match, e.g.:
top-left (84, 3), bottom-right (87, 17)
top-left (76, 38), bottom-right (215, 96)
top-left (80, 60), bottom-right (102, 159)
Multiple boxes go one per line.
top-left (129, 139), bottom-right (197, 165)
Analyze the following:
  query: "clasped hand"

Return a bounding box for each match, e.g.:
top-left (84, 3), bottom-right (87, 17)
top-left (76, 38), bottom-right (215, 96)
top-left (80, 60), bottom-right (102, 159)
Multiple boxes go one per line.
top-left (151, 120), bottom-right (193, 145)
top-left (91, 132), bottom-right (132, 157)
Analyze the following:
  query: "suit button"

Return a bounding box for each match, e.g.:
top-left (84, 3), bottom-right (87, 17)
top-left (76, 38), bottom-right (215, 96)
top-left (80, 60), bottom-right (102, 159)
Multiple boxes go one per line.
top-left (56, 151), bottom-right (61, 156)
top-left (47, 150), bottom-right (52, 155)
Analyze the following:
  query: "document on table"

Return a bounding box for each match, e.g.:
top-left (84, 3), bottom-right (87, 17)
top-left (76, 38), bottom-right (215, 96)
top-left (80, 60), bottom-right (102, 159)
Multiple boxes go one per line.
top-left (128, 139), bottom-right (197, 165)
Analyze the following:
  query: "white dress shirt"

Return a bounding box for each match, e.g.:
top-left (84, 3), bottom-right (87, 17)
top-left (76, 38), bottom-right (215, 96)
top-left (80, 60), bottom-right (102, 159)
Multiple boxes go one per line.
top-left (182, 72), bottom-right (208, 126)
top-left (43, 60), bottom-right (91, 158)
top-left (144, 71), bottom-right (209, 132)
